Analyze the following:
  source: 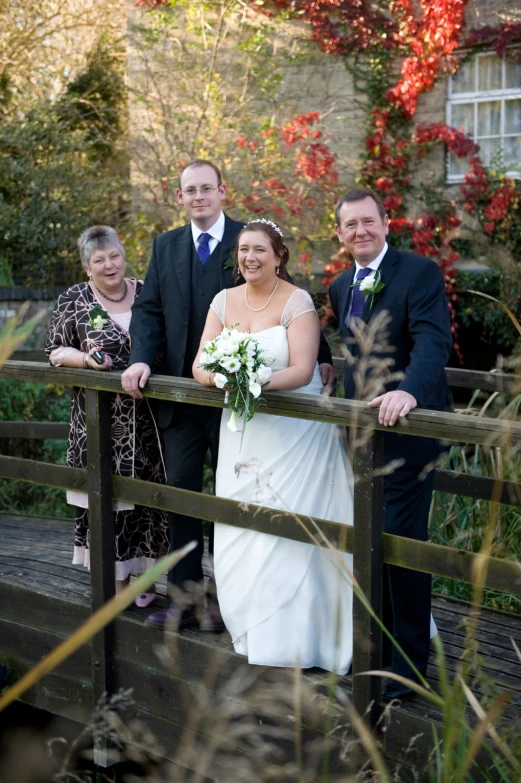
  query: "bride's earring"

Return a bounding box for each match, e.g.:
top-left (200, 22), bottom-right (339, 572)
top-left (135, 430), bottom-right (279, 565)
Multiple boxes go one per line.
top-left (276, 266), bottom-right (280, 276)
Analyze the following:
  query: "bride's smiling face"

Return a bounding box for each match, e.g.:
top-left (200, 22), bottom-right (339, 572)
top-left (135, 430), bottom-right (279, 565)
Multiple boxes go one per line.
top-left (237, 230), bottom-right (280, 283)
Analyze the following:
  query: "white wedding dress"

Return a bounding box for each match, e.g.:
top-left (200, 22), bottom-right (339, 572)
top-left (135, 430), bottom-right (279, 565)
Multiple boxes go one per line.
top-left (211, 288), bottom-right (355, 674)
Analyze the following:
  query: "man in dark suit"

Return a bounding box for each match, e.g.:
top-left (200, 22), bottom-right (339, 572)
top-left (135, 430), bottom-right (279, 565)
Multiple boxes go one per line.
top-left (329, 188), bottom-right (452, 700)
top-left (122, 159), bottom-right (335, 630)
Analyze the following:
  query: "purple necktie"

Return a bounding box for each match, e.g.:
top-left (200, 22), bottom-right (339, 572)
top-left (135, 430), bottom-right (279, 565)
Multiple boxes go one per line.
top-left (346, 267), bottom-right (373, 327)
top-left (197, 232), bottom-right (211, 265)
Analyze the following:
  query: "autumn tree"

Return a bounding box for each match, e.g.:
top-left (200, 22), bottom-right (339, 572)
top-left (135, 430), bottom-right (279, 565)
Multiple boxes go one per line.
top-left (0, 32), bottom-right (128, 286)
top-left (0, 0), bottom-right (126, 113)
top-left (128, 1), bottom-right (338, 223)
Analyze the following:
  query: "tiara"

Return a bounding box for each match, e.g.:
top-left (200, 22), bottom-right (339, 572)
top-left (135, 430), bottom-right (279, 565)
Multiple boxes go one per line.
top-left (248, 218), bottom-right (284, 238)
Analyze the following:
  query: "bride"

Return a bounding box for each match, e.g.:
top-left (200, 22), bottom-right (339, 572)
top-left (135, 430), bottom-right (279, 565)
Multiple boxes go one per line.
top-left (193, 219), bottom-right (354, 674)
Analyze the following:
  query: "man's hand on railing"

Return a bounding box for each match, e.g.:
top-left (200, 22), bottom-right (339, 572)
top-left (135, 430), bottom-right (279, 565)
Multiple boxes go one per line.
top-left (368, 390), bottom-right (417, 426)
top-left (319, 363), bottom-right (336, 397)
top-left (121, 363), bottom-right (151, 399)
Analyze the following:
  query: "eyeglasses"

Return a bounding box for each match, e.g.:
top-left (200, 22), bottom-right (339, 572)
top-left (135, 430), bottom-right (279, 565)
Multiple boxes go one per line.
top-left (181, 185), bottom-right (221, 197)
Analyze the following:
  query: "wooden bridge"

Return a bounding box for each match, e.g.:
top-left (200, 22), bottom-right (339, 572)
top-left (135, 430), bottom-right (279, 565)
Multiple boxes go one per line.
top-left (0, 359), bottom-right (521, 779)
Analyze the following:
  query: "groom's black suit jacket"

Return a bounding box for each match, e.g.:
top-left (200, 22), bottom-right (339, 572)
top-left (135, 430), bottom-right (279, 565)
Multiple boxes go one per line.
top-left (129, 213), bottom-right (332, 429)
top-left (329, 245), bottom-right (453, 464)
top-left (128, 214), bottom-right (243, 427)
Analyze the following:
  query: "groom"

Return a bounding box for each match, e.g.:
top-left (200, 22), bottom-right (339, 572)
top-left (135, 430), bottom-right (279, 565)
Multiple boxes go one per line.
top-left (329, 188), bottom-right (452, 700)
top-left (122, 158), bottom-right (336, 630)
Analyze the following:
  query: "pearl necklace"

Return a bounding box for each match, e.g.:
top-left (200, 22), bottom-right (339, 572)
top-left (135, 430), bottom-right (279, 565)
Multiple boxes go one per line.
top-left (244, 279), bottom-right (279, 312)
top-left (93, 280), bottom-right (128, 303)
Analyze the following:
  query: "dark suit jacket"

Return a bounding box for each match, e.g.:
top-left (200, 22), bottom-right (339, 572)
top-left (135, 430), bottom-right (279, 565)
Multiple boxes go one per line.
top-left (129, 215), bottom-right (242, 371)
top-left (129, 213), bottom-right (332, 428)
top-left (329, 245), bottom-right (452, 462)
top-left (128, 214), bottom-right (243, 426)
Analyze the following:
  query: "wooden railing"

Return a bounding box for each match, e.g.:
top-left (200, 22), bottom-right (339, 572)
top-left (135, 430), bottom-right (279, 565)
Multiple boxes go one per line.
top-left (1, 359), bottom-right (521, 728)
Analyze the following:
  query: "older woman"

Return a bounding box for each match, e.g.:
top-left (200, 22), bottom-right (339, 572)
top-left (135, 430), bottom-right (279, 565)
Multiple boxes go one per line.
top-left (46, 225), bottom-right (168, 605)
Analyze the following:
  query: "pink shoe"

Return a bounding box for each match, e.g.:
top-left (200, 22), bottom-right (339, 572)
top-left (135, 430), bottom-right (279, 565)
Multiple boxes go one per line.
top-left (135, 591), bottom-right (156, 608)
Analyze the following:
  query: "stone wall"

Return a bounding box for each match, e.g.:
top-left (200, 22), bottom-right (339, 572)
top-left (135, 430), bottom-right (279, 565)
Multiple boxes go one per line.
top-left (126, 0), bottom-right (519, 273)
top-left (405, 0), bottom-right (520, 267)
top-left (127, 0), bottom-right (519, 209)
top-left (413, 0), bottom-right (520, 190)
top-left (126, 2), bottom-right (367, 223)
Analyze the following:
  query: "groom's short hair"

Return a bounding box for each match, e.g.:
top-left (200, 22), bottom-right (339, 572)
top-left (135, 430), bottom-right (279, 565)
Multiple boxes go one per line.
top-left (335, 188), bottom-right (386, 225)
top-left (178, 159), bottom-right (222, 189)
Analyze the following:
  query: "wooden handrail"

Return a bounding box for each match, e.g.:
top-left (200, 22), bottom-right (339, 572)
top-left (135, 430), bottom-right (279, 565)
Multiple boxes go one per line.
top-left (1, 361), bottom-right (521, 446)
top-left (331, 357), bottom-right (520, 394)
top-left (0, 421), bottom-right (69, 439)
top-left (11, 351), bottom-right (521, 394)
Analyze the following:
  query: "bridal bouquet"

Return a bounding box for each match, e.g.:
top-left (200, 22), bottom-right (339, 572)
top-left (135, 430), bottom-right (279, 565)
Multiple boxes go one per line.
top-left (199, 326), bottom-right (272, 435)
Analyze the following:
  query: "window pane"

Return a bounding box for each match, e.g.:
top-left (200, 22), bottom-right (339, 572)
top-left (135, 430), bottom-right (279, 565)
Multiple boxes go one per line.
top-left (452, 58), bottom-right (475, 94)
top-left (478, 54), bottom-right (502, 91)
top-left (504, 137), bottom-right (521, 171)
top-left (477, 101), bottom-right (501, 136)
top-left (505, 58), bottom-right (521, 89)
top-left (451, 102), bottom-right (474, 134)
top-left (505, 99), bottom-right (521, 134)
top-left (449, 151), bottom-right (469, 178)
top-left (477, 138), bottom-right (502, 167)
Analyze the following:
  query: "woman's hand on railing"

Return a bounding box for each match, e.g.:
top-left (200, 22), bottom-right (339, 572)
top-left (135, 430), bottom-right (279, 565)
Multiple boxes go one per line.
top-left (84, 348), bottom-right (112, 372)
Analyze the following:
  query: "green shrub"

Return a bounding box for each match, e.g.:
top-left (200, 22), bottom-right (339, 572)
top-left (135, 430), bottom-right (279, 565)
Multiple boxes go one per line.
top-left (456, 267), bottom-right (521, 355)
top-left (0, 380), bottom-right (72, 518)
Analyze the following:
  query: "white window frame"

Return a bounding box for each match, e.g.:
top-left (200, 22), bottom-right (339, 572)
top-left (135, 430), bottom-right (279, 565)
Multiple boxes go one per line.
top-left (446, 50), bottom-right (521, 182)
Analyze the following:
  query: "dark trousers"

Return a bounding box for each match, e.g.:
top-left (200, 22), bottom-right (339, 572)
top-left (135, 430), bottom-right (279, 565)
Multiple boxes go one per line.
top-left (160, 403), bottom-right (221, 592)
top-left (380, 445), bottom-right (435, 682)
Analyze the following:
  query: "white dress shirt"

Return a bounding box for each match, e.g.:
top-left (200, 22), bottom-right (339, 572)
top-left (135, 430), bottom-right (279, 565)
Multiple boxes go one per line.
top-left (348, 241), bottom-right (388, 318)
top-left (191, 211), bottom-right (226, 256)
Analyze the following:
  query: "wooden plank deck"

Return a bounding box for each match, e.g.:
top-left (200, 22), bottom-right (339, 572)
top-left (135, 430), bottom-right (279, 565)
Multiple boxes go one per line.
top-left (1, 513), bottom-right (520, 780)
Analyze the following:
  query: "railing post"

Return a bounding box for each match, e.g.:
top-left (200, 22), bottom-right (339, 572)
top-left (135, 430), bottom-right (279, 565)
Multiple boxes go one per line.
top-left (352, 429), bottom-right (385, 727)
top-left (85, 388), bottom-right (116, 767)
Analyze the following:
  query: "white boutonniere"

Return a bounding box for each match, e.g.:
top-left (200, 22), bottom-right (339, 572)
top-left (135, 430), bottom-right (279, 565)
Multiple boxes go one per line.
top-left (353, 269), bottom-right (385, 309)
top-left (89, 304), bottom-right (109, 329)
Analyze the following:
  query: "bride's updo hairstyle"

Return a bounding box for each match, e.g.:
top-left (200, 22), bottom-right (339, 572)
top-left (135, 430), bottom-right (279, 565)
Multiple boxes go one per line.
top-left (234, 219), bottom-right (290, 283)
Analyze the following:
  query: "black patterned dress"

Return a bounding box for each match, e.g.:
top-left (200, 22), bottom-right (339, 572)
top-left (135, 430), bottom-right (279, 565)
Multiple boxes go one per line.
top-left (45, 280), bottom-right (169, 579)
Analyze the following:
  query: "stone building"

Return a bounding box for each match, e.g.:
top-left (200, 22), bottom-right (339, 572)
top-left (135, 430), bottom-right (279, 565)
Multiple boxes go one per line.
top-left (127, 0), bottom-right (520, 246)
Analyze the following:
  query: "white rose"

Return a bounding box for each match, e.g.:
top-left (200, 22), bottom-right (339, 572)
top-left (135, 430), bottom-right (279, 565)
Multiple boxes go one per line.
top-left (215, 339), bottom-right (234, 357)
top-left (213, 373), bottom-right (228, 389)
top-left (256, 365), bottom-right (272, 383)
top-left (359, 275), bottom-right (374, 292)
top-left (220, 357), bottom-right (241, 372)
top-left (199, 352), bottom-right (212, 365)
top-left (246, 340), bottom-right (257, 357)
top-left (249, 381), bottom-right (262, 398)
top-left (92, 315), bottom-right (105, 329)
top-left (229, 330), bottom-right (243, 347)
